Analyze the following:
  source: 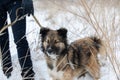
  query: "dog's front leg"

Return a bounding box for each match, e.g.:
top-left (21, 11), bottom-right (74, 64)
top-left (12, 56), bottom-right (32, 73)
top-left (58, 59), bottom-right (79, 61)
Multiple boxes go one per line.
top-left (62, 68), bottom-right (74, 80)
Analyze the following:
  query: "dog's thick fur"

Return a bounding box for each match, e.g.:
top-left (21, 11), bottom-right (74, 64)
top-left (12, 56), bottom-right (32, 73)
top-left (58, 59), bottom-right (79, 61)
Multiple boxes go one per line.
top-left (65, 37), bottom-right (102, 80)
top-left (40, 27), bottom-right (102, 80)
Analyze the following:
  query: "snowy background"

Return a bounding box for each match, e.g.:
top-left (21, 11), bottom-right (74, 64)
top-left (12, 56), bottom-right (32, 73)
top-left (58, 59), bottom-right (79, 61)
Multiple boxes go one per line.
top-left (0, 0), bottom-right (120, 80)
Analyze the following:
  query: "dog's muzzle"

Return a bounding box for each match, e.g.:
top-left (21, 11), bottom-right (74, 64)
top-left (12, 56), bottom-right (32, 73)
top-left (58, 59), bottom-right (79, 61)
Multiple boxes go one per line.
top-left (47, 48), bottom-right (54, 54)
top-left (46, 48), bottom-right (58, 59)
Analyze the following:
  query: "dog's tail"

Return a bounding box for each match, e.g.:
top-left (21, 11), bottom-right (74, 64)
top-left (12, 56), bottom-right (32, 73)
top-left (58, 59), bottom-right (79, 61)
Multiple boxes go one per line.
top-left (90, 36), bottom-right (102, 52)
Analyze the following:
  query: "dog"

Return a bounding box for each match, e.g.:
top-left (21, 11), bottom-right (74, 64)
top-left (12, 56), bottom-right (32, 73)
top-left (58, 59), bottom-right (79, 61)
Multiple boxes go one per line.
top-left (40, 27), bottom-right (68, 80)
top-left (40, 27), bottom-right (102, 80)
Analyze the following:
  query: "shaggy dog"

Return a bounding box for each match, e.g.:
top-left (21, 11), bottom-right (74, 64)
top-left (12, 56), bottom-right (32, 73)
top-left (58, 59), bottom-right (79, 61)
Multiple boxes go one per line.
top-left (40, 27), bottom-right (102, 80)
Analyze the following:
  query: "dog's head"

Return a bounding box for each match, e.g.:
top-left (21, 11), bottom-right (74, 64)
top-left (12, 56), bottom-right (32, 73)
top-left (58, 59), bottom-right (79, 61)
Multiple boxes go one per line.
top-left (40, 27), bottom-right (68, 59)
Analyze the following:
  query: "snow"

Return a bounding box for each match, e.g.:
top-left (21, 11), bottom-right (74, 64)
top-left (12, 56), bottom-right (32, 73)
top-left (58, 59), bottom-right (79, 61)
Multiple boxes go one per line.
top-left (0, 0), bottom-right (120, 80)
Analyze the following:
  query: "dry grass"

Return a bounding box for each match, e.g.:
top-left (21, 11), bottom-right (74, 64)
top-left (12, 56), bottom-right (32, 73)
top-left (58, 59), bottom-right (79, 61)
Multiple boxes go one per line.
top-left (78, 0), bottom-right (120, 79)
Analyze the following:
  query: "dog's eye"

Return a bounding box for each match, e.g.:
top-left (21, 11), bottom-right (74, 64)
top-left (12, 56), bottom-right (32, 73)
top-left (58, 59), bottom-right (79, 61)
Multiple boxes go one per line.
top-left (86, 51), bottom-right (91, 57)
top-left (54, 40), bottom-right (60, 43)
top-left (46, 39), bottom-right (50, 43)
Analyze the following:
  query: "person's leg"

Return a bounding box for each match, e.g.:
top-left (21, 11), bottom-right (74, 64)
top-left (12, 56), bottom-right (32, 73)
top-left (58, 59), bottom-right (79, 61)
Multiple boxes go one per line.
top-left (8, 1), bottom-right (35, 80)
top-left (0, 5), bottom-right (13, 78)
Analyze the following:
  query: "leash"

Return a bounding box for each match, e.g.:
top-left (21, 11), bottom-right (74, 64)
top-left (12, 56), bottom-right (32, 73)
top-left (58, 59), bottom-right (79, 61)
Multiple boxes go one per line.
top-left (0, 8), bottom-right (43, 36)
top-left (32, 15), bottom-right (43, 28)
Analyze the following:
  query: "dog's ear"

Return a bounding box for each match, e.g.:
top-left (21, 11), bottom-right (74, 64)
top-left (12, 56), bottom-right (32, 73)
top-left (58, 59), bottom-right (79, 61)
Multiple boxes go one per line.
top-left (57, 28), bottom-right (67, 38)
top-left (40, 27), bottom-right (50, 38)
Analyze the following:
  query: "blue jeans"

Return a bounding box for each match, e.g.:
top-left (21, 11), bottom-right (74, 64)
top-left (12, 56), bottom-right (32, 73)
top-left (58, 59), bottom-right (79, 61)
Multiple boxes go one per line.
top-left (0, 1), bottom-right (35, 79)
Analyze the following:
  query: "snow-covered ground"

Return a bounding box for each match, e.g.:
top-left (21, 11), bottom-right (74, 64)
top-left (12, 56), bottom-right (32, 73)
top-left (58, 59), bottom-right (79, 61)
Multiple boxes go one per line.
top-left (0, 0), bottom-right (120, 80)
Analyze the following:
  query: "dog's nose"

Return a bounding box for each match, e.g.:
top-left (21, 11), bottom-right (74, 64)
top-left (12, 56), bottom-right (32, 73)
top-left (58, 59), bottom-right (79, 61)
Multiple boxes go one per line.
top-left (48, 48), bottom-right (53, 53)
